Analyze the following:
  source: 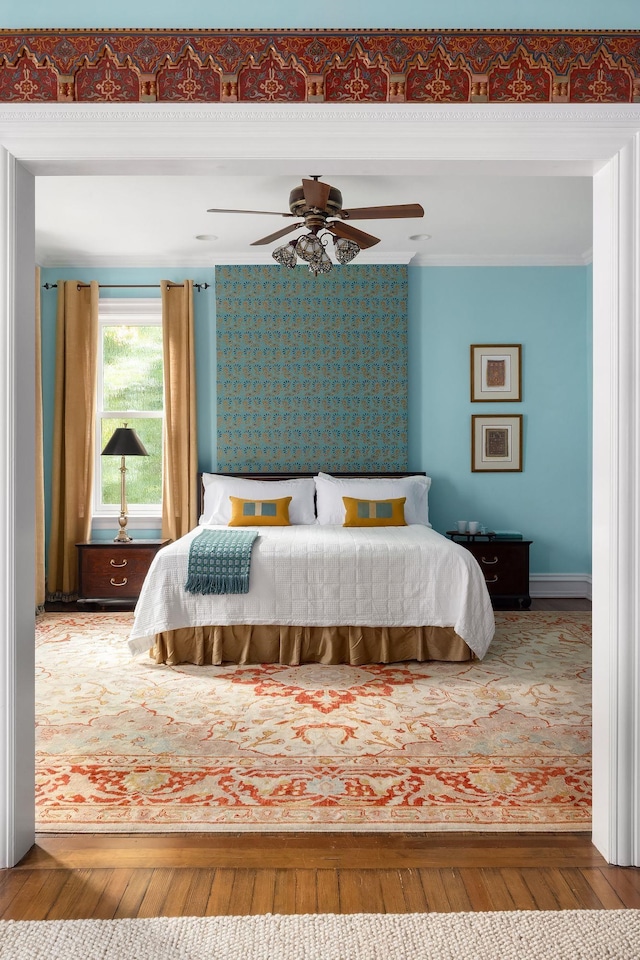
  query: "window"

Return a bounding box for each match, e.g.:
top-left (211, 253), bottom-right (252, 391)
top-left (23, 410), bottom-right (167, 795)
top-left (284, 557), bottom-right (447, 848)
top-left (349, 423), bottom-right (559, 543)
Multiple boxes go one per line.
top-left (95, 299), bottom-right (163, 518)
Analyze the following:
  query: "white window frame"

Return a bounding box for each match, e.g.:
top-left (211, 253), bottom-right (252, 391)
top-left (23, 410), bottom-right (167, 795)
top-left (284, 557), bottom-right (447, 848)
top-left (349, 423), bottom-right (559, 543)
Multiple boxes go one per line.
top-left (94, 298), bottom-right (163, 524)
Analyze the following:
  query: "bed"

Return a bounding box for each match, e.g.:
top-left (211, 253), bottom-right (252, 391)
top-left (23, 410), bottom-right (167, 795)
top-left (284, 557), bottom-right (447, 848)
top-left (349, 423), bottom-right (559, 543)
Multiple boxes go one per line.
top-left (128, 472), bottom-right (495, 665)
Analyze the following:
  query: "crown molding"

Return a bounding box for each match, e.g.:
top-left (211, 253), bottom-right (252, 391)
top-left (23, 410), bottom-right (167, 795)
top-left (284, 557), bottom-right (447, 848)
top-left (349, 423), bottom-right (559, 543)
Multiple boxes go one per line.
top-left (37, 255), bottom-right (219, 269)
top-left (4, 103), bottom-right (640, 124)
top-left (37, 251), bottom-right (414, 268)
top-left (39, 250), bottom-right (590, 270)
top-left (208, 250), bottom-right (412, 267)
top-left (210, 251), bottom-right (415, 265)
top-left (410, 251), bottom-right (592, 267)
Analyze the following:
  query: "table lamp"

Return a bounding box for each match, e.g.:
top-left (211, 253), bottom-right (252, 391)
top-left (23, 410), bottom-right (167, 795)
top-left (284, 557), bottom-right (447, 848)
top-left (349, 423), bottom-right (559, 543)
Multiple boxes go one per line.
top-left (101, 423), bottom-right (149, 542)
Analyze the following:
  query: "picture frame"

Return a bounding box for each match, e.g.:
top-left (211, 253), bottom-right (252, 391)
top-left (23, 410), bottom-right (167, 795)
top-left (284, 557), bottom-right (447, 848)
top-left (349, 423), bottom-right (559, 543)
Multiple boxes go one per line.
top-left (470, 343), bottom-right (522, 402)
top-left (472, 414), bottom-right (523, 472)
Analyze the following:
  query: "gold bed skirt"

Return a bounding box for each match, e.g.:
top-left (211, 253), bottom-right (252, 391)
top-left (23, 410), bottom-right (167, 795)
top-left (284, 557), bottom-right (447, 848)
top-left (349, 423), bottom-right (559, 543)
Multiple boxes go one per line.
top-left (151, 624), bottom-right (472, 666)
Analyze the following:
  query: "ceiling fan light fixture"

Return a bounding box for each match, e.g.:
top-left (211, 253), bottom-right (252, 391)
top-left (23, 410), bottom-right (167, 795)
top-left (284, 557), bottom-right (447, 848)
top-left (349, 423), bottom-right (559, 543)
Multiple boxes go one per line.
top-left (333, 236), bottom-right (361, 264)
top-left (272, 242), bottom-right (298, 268)
top-left (206, 177), bottom-right (423, 273)
top-left (296, 233), bottom-right (325, 263)
top-left (308, 254), bottom-right (332, 276)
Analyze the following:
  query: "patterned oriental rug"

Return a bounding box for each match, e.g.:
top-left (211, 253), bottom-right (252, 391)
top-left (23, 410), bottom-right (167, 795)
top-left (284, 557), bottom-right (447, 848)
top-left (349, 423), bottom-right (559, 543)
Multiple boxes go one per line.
top-left (35, 611), bottom-right (591, 833)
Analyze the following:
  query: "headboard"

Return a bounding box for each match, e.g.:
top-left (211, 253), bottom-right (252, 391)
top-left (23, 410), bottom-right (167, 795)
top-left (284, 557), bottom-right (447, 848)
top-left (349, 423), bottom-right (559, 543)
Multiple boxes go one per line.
top-left (198, 471), bottom-right (426, 518)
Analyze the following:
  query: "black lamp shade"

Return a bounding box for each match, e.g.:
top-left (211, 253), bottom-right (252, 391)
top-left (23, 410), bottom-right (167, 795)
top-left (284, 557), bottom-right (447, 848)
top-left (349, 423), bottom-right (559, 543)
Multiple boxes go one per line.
top-left (101, 426), bottom-right (149, 457)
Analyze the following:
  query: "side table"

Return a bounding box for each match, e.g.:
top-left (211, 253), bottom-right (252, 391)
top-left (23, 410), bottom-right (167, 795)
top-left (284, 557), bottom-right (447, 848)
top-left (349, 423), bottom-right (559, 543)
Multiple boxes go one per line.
top-left (76, 539), bottom-right (171, 608)
top-left (447, 533), bottom-right (532, 610)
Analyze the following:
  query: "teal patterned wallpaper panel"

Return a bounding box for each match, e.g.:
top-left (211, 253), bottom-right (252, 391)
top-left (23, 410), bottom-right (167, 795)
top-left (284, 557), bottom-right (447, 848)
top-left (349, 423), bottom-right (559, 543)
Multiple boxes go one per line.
top-left (216, 264), bottom-right (407, 471)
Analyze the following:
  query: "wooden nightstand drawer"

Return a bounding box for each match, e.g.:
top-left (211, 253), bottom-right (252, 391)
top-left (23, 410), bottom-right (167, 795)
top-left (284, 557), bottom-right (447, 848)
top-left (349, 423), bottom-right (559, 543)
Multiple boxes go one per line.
top-left (77, 540), bottom-right (170, 604)
top-left (459, 539), bottom-right (532, 609)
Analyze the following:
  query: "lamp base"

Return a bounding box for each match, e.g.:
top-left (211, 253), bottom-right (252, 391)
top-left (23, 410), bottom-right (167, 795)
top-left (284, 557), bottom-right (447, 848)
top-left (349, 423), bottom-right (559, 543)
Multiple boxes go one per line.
top-left (114, 512), bottom-right (133, 542)
top-left (113, 530), bottom-right (133, 543)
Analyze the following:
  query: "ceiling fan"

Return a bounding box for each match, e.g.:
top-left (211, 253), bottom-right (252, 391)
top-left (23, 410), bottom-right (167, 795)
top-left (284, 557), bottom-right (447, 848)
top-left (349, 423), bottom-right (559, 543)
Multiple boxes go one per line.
top-left (207, 176), bottom-right (425, 274)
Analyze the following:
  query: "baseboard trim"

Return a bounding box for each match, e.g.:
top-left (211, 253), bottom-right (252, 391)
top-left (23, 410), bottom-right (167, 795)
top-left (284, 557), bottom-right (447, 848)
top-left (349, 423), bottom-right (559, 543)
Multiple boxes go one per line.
top-left (529, 574), bottom-right (592, 600)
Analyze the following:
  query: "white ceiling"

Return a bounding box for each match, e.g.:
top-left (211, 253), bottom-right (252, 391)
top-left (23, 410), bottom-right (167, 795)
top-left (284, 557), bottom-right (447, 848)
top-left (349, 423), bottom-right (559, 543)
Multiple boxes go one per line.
top-left (35, 174), bottom-right (592, 268)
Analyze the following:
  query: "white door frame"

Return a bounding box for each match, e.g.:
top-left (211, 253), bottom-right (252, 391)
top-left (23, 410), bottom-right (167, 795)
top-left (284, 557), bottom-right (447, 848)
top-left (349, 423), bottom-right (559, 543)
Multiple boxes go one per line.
top-left (1, 103), bottom-right (639, 867)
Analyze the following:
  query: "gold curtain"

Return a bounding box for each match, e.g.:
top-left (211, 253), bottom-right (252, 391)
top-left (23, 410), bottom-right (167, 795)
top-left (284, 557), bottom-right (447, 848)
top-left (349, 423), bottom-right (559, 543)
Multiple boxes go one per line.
top-left (161, 280), bottom-right (198, 541)
top-left (47, 281), bottom-right (99, 598)
top-left (35, 267), bottom-right (45, 611)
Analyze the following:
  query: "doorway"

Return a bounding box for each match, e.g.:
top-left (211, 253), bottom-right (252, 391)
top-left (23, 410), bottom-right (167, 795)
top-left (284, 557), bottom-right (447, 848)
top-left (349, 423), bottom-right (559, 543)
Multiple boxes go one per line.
top-left (1, 102), bottom-right (640, 867)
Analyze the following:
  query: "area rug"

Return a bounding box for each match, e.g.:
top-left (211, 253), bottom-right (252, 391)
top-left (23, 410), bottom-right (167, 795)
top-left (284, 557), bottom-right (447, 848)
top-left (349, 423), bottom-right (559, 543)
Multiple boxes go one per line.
top-left (1, 911), bottom-right (636, 960)
top-left (35, 611), bottom-right (591, 832)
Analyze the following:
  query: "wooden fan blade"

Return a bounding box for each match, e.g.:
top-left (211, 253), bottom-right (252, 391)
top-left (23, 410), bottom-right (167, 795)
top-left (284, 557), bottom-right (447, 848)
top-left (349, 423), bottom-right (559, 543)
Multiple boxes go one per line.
top-left (340, 203), bottom-right (425, 221)
top-left (326, 221), bottom-right (380, 249)
top-left (207, 207), bottom-right (294, 216)
top-left (302, 178), bottom-right (332, 210)
top-left (250, 222), bottom-right (303, 246)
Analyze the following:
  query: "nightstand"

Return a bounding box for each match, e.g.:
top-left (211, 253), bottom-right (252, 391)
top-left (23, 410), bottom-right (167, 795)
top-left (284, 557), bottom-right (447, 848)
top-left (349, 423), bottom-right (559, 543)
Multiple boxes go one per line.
top-left (76, 539), bottom-right (170, 607)
top-left (448, 534), bottom-right (532, 610)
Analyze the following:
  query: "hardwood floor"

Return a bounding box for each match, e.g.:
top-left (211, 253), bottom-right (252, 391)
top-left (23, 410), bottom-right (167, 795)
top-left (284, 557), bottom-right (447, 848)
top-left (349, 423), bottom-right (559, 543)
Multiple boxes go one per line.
top-left (8, 596), bottom-right (630, 920)
top-left (2, 833), bottom-right (639, 919)
top-left (529, 597), bottom-right (592, 611)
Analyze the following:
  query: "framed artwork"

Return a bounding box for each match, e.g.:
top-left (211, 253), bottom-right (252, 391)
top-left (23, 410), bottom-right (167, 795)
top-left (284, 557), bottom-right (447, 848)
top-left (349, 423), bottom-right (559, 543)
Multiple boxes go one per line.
top-left (472, 414), bottom-right (523, 472)
top-left (470, 344), bottom-right (522, 402)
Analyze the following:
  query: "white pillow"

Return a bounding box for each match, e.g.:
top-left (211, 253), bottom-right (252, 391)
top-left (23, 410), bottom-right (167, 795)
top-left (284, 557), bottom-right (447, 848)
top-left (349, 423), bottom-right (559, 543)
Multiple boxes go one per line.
top-left (314, 472), bottom-right (431, 526)
top-left (201, 474), bottom-right (316, 525)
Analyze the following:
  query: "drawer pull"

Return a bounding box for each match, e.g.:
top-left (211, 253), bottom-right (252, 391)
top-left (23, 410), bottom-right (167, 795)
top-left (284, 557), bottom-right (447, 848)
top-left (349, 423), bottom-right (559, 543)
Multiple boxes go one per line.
top-left (110, 577), bottom-right (128, 587)
top-left (485, 575), bottom-right (499, 584)
top-left (481, 556), bottom-right (499, 565)
top-left (110, 559), bottom-right (127, 568)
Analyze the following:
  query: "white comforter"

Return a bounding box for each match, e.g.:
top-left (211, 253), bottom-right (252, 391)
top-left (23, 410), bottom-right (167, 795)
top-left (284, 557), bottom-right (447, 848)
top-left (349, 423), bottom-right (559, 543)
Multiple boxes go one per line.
top-left (128, 524), bottom-right (495, 659)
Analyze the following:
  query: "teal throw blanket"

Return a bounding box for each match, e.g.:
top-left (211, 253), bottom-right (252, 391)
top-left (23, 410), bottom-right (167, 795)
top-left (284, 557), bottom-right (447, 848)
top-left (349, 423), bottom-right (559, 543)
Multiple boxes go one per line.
top-left (184, 529), bottom-right (258, 595)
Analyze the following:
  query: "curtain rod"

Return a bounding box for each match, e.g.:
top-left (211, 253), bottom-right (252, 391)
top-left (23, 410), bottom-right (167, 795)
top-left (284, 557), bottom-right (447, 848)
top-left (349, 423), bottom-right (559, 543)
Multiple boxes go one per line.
top-left (41, 282), bottom-right (211, 292)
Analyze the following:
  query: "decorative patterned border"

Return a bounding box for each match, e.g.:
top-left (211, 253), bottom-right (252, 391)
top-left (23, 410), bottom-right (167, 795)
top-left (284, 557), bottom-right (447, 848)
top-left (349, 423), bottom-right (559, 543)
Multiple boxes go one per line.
top-left (0, 29), bottom-right (639, 104)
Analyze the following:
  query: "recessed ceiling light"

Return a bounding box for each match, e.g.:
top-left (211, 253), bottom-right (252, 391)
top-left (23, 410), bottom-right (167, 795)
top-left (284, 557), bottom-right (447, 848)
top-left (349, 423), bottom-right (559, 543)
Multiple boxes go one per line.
top-left (195, 234), bottom-right (219, 241)
top-left (409, 233), bottom-right (432, 241)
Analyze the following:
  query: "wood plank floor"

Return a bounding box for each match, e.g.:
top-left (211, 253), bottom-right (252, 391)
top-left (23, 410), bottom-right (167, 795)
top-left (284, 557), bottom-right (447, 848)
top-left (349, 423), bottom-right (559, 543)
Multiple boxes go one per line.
top-left (2, 833), bottom-right (639, 918)
top-left (528, 598), bottom-right (591, 611)
top-left (10, 596), bottom-right (632, 919)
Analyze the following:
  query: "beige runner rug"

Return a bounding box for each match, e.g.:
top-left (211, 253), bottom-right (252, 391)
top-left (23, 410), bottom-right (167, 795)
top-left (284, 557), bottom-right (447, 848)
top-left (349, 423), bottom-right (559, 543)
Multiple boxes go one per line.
top-left (1, 911), bottom-right (638, 960)
top-left (35, 611), bottom-right (591, 832)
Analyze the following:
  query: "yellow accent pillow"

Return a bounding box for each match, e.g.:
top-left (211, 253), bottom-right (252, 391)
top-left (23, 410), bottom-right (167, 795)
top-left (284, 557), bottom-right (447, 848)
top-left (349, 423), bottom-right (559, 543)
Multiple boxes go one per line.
top-left (342, 496), bottom-right (407, 527)
top-left (228, 495), bottom-right (292, 526)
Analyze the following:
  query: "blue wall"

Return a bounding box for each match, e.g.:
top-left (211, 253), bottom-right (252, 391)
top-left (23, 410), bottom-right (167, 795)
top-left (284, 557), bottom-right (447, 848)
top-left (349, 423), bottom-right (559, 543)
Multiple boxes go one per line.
top-left (7, 0), bottom-right (640, 29)
top-left (41, 263), bottom-right (592, 574)
top-left (408, 266), bottom-right (591, 575)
